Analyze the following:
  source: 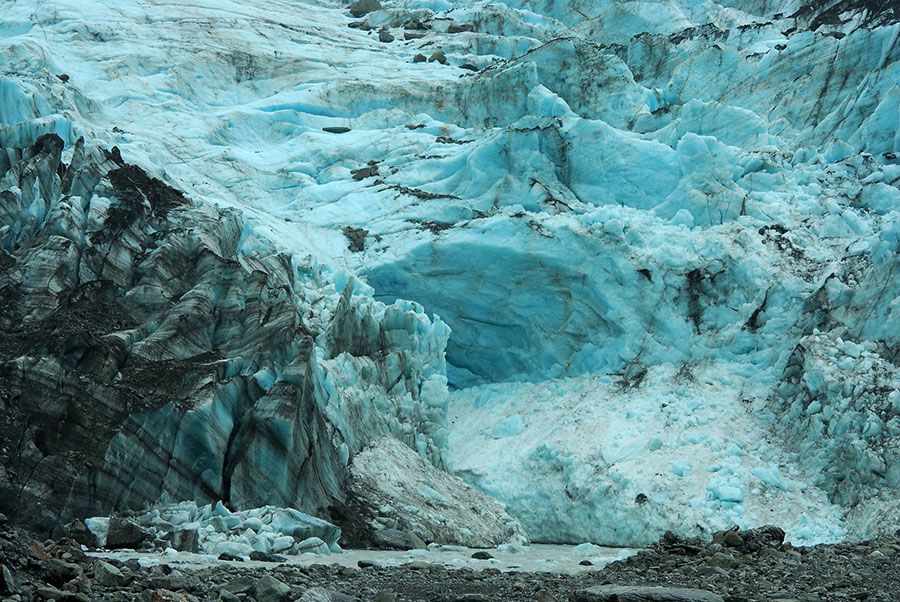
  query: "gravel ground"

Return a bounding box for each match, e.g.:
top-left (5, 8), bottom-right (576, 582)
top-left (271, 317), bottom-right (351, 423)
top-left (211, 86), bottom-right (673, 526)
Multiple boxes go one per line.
top-left (1, 521), bottom-right (898, 601)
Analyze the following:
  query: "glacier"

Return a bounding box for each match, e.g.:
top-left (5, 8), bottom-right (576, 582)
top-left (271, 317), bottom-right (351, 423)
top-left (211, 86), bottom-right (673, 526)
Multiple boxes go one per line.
top-left (0, 0), bottom-right (897, 548)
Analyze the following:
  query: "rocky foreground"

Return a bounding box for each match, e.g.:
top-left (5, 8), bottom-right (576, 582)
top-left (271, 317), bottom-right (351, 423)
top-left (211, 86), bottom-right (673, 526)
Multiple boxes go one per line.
top-left (1, 519), bottom-right (899, 602)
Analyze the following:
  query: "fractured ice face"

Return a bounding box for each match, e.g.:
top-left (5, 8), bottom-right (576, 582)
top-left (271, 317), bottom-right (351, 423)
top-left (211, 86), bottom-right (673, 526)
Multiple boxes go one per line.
top-left (1, 0), bottom-right (897, 545)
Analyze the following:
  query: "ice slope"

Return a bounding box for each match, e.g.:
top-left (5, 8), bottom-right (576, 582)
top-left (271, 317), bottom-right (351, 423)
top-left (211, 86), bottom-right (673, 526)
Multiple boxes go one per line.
top-left (448, 365), bottom-right (849, 546)
top-left (1, 0), bottom-right (898, 544)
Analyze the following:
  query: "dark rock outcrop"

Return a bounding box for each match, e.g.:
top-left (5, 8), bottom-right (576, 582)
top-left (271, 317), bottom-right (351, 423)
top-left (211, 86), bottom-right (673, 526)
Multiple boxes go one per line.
top-left (340, 438), bottom-right (525, 548)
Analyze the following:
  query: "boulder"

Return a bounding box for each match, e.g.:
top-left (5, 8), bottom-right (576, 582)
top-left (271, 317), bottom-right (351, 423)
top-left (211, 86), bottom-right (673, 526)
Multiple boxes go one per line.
top-left (371, 528), bottom-right (425, 550)
top-left (0, 563), bottom-right (15, 595)
top-left (349, 0), bottom-right (381, 18)
top-left (345, 438), bottom-right (526, 548)
top-left (44, 559), bottom-right (81, 587)
top-left (169, 528), bottom-right (199, 553)
top-left (249, 551), bottom-right (288, 562)
top-left (722, 530), bottom-right (744, 548)
top-left (55, 521), bottom-right (98, 548)
top-left (448, 23), bottom-right (474, 33)
top-left (741, 525), bottom-right (786, 551)
top-left (253, 575), bottom-right (292, 602)
top-left (94, 560), bottom-right (128, 587)
top-left (223, 575), bottom-right (255, 595)
top-left (106, 518), bottom-right (149, 549)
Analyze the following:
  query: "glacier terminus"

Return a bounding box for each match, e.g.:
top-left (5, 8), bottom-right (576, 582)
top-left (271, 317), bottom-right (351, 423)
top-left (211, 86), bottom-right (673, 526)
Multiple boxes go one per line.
top-left (0, 1), bottom-right (898, 596)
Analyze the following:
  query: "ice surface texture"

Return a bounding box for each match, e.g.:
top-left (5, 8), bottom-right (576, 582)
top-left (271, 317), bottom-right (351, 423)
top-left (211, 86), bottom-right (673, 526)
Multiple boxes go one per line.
top-left (0, 0), bottom-right (897, 544)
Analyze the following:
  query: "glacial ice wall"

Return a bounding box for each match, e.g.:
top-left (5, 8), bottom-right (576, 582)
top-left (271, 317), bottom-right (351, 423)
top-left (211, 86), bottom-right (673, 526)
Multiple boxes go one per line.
top-left (0, 0), bottom-right (897, 545)
top-left (0, 121), bottom-right (450, 533)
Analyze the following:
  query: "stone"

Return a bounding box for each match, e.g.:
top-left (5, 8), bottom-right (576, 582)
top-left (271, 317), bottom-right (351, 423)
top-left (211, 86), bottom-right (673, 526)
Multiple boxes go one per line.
top-left (741, 525), bottom-right (785, 550)
top-left (44, 560), bottom-right (81, 586)
top-left (106, 518), bottom-right (149, 549)
top-left (707, 552), bottom-right (741, 570)
top-left (372, 594), bottom-right (399, 602)
top-left (372, 528), bottom-right (424, 550)
top-left (448, 23), bottom-right (474, 33)
top-left (249, 551), bottom-right (288, 562)
top-left (150, 591), bottom-right (199, 602)
top-left (223, 575), bottom-right (255, 594)
top-left (94, 561), bottom-right (128, 587)
top-left (0, 514), bottom-right (7, 526)
top-left (28, 543), bottom-right (49, 561)
top-left (412, 54), bottom-right (426, 63)
top-left (357, 559), bottom-right (376, 568)
top-left (347, 438), bottom-right (526, 548)
top-left (253, 575), bottom-right (292, 602)
top-left (427, 51), bottom-right (447, 64)
top-left (35, 587), bottom-right (90, 602)
top-left (55, 522), bottom-right (98, 548)
top-left (342, 226), bottom-right (368, 252)
top-left (348, 0), bottom-right (381, 18)
top-left (168, 529), bottom-right (199, 553)
top-left (723, 530), bottom-right (744, 548)
top-left (297, 587), bottom-right (357, 602)
top-left (351, 165), bottom-right (378, 180)
top-left (0, 564), bottom-right (15, 595)
top-left (219, 591), bottom-right (241, 602)
top-left (378, 29), bottom-right (394, 43)
top-left (575, 585), bottom-right (725, 602)
top-left (218, 553), bottom-right (244, 562)
top-left (148, 572), bottom-right (198, 592)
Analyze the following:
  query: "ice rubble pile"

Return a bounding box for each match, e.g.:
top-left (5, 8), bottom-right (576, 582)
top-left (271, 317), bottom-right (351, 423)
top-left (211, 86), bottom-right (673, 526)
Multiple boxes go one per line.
top-left (772, 330), bottom-right (900, 536)
top-left (87, 502), bottom-right (342, 557)
top-left (0, 0), bottom-right (897, 546)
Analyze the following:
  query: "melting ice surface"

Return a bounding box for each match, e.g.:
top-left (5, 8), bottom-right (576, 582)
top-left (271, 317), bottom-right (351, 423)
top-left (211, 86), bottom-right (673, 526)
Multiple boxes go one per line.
top-left (2, 0), bottom-right (898, 545)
